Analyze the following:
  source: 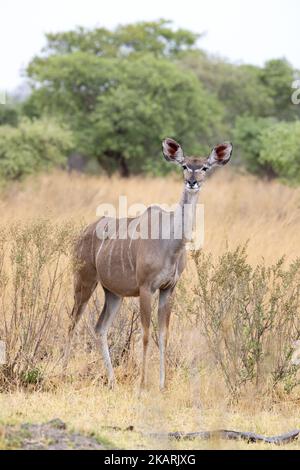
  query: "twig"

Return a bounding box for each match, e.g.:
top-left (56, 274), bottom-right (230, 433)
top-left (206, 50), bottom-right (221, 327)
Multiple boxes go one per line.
top-left (101, 424), bottom-right (300, 445)
top-left (148, 429), bottom-right (300, 445)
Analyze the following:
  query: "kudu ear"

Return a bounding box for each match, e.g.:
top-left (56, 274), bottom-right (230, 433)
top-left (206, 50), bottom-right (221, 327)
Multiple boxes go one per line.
top-left (207, 142), bottom-right (233, 167)
top-left (162, 138), bottom-right (185, 165)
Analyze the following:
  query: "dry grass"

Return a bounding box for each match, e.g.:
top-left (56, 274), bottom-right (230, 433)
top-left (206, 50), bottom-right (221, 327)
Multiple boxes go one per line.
top-left (0, 167), bottom-right (300, 450)
top-left (1, 378), bottom-right (300, 450)
top-left (1, 167), bottom-right (300, 264)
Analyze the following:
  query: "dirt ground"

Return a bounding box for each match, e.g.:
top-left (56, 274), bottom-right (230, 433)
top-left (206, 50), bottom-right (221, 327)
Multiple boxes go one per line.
top-left (2, 419), bottom-right (107, 450)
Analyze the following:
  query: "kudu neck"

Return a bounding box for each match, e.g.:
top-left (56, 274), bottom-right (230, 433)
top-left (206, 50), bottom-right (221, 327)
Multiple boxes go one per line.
top-left (172, 184), bottom-right (201, 247)
top-left (179, 186), bottom-right (200, 207)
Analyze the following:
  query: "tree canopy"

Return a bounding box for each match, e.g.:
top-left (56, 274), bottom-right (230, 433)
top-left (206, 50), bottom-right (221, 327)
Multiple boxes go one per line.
top-left (42, 20), bottom-right (199, 58)
top-left (26, 34), bottom-right (224, 175)
top-left (0, 20), bottom-right (299, 182)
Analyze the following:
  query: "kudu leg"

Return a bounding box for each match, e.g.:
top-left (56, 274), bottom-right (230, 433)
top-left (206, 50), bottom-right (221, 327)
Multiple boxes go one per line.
top-left (95, 288), bottom-right (122, 389)
top-left (158, 287), bottom-right (174, 391)
top-left (139, 286), bottom-right (152, 389)
top-left (63, 274), bottom-right (97, 371)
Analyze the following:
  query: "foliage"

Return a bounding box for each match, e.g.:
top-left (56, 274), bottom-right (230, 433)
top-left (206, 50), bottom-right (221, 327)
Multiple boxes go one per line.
top-left (234, 118), bottom-right (300, 181)
top-left (0, 220), bottom-right (77, 389)
top-left (2, 216), bottom-right (300, 397)
top-left (259, 121), bottom-right (300, 182)
top-left (180, 53), bottom-right (300, 124)
top-left (1, 19), bottom-right (298, 182)
top-left (260, 59), bottom-right (298, 121)
top-left (233, 116), bottom-right (275, 175)
top-left (0, 118), bottom-right (74, 180)
top-left (91, 56), bottom-right (225, 174)
top-left (190, 246), bottom-right (300, 398)
top-left (26, 54), bottom-right (225, 175)
top-left (43, 19), bottom-right (199, 58)
top-left (0, 103), bottom-right (20, 127)
top-left (179, 52), bottom-right (275, 124)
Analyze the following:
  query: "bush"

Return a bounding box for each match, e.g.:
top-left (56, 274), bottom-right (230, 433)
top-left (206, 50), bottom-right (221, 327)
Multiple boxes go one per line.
top-left (0, 220), bottom-right (77, 389)
top-left (259, 121), bottom-right (300, 182)
top-left (0, 219), bottom-right (142, 389)
top-left (234, 117), bottom-right (300, 182)
top-left (190, 246), bottom-right (300, 398)
top-left (0, 118), bottom-right (74, 180)
top-left (233, 116), bottom-right (275, 175)
top-left (0, 104), bottom-right (19, 127)
top-left (0, 218), bottom-right (299, 397)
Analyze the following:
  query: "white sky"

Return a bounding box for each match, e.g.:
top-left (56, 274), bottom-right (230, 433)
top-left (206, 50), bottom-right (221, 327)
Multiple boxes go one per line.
top-left (1, 0), bottom-right (299, 91)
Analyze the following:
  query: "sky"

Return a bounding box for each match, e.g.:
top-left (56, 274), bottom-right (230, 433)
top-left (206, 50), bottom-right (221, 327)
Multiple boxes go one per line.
top-left (1, 0), bottom-right (299, 91)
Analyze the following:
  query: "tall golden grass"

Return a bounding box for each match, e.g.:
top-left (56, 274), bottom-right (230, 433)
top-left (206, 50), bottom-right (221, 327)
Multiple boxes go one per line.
top-left (0, 168), bottom-right (300, 449)
top-left (2, 167), bottom-right (300, 263)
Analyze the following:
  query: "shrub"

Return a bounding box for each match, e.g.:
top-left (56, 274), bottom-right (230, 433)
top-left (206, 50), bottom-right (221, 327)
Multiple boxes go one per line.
top-left (0, 104), bottom-right (19, 127)
top-left (0, 118), bottom-right (74, 180)
top-left (233, 116), bottom-right (275, 176)
top-left (0, 220), bottom-right (77, 389)
top-left (259, 121), bottom-right (300, 183)
top-left (234, 117), bottom-right (300, 183)
top-left (1, 218), bottom-right (299, 397)
top-left (191, 246), bottom-right (300, 398)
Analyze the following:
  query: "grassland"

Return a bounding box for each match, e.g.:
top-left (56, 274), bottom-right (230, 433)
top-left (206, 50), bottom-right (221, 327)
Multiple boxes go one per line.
top-left (0, 167), bottom-right (300, 450)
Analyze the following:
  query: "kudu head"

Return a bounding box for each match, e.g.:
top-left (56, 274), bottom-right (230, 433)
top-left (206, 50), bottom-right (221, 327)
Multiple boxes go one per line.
top-left (162, 138), bottom-right (233, 192)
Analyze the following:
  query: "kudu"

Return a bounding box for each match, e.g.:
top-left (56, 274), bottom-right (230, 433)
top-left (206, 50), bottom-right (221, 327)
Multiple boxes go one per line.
top-left (65, 138), bottom-right (232, 390)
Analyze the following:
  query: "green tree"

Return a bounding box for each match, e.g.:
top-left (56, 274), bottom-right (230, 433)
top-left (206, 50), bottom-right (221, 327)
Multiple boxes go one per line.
top-left (0, 103), bottom-right (20, 126)
top-left (180, 53), bottom-right (300, 125)
top-left (26, 53), bottom-right (225, 175)
top-left (260, 59), bottom-right (299, 121)
top-left (179, 51), bottom-right (275, 124)
top-left (0, 118), bottom-right (74, 180)
top-left (234, 118), bottom-right (300, 182)
top-left (259, 121), bottom-right (300, 182)
top-left (90, 56), bottom-right (225, 175)
top-left (43, 20), bottom-right (199, 58)
top-left (23, 20), bottom-right (300, 182)
top-left (233, 116), bottom-right (275, 175)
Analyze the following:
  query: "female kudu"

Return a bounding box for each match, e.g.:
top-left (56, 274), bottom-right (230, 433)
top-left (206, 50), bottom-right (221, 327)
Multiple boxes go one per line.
top-left (65, 138), bottom-right (232, 390)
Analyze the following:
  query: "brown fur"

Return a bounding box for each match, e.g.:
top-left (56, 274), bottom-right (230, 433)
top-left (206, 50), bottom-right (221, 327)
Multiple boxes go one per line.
top-left (64, 138), bottom-right (232, 390)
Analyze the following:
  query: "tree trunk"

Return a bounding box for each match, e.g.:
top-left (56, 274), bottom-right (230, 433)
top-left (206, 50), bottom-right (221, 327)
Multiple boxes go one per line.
top-left (103, 151), bottom-right (130, 178)
top-left (118, 154), bottom-right (130, 178)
